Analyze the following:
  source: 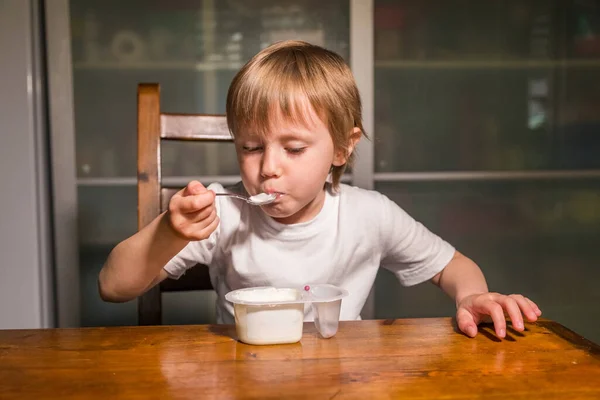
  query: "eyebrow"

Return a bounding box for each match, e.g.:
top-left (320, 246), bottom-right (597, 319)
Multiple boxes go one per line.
top-left (237, 130), bottom-right (314, 143)
top-left (277, 132), bottom-right (313, 142)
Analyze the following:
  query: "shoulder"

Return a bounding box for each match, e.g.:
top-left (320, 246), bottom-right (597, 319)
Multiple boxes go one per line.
top-left (337, 183), bottom-right (391, 208)
top-left (336, 184), bottom-right (411, 229)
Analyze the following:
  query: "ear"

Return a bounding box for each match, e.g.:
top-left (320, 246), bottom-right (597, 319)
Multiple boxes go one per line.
top-left (333, 127), bottom-right (362, 166)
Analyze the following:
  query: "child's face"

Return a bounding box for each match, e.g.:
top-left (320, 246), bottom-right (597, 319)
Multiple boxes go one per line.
top-left (235, 103), bottom-right (347, 225)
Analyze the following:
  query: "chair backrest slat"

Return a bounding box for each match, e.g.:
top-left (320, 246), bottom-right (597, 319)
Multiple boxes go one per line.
top-left (161, 114), bottom-right (232, 140)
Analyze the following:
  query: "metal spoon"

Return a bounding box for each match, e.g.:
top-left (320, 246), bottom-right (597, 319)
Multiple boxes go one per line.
top-left (215, 192), bottom-right (277, 206)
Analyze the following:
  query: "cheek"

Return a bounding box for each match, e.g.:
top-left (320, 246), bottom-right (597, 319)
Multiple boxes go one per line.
top-left (238, 162), bottom-right (260, 188)
top-left (238, 157), bottom-right (258, 174)
top-left (291, 155), bottom-right (331, 185)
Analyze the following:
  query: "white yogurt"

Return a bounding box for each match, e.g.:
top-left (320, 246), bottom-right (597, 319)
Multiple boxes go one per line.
top-left (248, 192), bottom-right (276, 205)
top-left (228, 288), bottom-right (303, 345)
top-left (229, 287), bottom-right (298, 303)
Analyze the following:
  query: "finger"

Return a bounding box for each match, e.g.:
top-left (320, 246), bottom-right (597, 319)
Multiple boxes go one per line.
top-left (456, 308), bottom-right (478, 338)
top-left (527, 298), bottom-right (542, 317)
top-left (510, 294), bottom-right (539, 322)
top-left (498, 296), bottom-right (525, 331)
top-left (191, 213), bottom-right (220, 241)
top-left (188, 204), bottom-right (216, 223)
top-left (187, 207), bottom-right (217, 230)
top-left (182, 180), bottom-right (206, 196)
top-left (175, 205), bottom-right (216, 229)
top-left (480, 300), bottom-right (507, 338)
top-left (175, 208), bottom-right (218, 240)
top-left (198, 207), bottom-right (218, 228)
top-left (177, 191), bottom-right (215, 213)
top-left (199, 214), bottom-right (220, 238)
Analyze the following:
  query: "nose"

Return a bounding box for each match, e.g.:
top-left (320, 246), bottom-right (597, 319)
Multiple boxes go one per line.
top-left (260, 147), bottom-right (282, 179)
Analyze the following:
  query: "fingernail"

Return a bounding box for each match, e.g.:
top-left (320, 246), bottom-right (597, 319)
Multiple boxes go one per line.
top-left (516, 322), bottom-right (523, 330)
top-left (500, 328), bottom-right (506, 337)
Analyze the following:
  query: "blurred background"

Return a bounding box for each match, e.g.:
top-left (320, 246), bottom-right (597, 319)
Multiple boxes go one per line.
top-left (1, 0), bottom-right (599, 343)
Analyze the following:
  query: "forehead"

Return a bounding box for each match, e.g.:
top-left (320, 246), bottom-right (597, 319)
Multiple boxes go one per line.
top-left (237, 98), bottom-right (328, 140)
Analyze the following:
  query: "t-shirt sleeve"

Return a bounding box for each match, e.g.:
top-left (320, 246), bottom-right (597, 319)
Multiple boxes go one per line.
top-left (163, 183), bottom-right (223, 279)
top-left (378, 193), bottom-right (455, 286)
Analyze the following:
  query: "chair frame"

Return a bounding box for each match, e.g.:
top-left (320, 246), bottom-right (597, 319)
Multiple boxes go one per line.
top-left (137, 83), bottom-right (232, 325)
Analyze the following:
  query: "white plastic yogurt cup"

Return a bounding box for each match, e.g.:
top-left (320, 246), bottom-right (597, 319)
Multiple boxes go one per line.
top-left (225, 284), bottom-right (348, 345)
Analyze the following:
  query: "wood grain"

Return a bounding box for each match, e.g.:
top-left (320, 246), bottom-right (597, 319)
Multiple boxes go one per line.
top-left (137, 83), bottom-right (162, 325)
top-left (161, 114), bottom-right (231, 140)
top-left (1, 319), bottom-right (599, 399)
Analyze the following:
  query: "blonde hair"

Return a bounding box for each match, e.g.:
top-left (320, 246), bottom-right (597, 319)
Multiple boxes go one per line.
top-left (226, 40), bottom-right (366, 188)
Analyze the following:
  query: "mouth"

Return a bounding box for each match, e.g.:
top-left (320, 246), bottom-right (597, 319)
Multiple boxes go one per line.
top-left (262, 189), bottom-right (285, 200)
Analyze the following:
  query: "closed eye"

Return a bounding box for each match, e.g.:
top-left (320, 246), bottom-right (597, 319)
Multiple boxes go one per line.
top-left (286, 147), bottom-right (306, 155)
top-left (243, 146), bottom-right (263, 153)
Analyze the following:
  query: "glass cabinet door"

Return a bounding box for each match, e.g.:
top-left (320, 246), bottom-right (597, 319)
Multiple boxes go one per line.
top-left (69, 0), bottom-right (350, 326)
top-left (373, 0), bottom-right (600, 343)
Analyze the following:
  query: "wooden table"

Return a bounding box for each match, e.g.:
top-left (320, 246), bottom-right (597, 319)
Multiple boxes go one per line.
top-left (1, 318), bottom-right (599, 399)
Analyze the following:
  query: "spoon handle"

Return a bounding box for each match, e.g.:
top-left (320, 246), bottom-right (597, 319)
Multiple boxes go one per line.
top-left (215, 193), bottom-right (249, 202)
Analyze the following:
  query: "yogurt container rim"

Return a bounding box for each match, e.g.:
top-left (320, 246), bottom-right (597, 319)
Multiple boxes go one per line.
top-left (225, 284), bottom-right (349, 306)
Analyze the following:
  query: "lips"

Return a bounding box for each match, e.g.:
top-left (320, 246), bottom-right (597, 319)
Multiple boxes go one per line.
top-left (262, 189), bottom-right (285, 199)
top-left (263, 188), bottom-right (281, 195)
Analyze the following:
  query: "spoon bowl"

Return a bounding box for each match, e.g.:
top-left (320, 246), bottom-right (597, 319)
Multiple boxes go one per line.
top-left (215, 192), bottom-right (277, 206)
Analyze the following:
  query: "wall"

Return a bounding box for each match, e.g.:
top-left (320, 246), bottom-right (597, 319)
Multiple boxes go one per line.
top-left (0, 0), bottom-right (54, 329)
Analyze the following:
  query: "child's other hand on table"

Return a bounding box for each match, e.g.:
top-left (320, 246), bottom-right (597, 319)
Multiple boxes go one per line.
top-left (456, 293), bottom-right (542, 338)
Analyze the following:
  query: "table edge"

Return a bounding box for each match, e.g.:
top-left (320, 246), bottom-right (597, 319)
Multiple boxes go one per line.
top-left (537, 320), bottom-right (600, 358)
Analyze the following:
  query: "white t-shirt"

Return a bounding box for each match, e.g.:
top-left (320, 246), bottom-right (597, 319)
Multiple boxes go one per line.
top-left (164, 182), bottom-right (455, 324)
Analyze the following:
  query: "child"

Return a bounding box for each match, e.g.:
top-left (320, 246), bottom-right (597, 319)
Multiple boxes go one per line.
top-left (99, 40), bottom-right (541, 338)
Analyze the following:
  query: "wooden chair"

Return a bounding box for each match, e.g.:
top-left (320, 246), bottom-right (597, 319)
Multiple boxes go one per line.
top-left (137, 83), bottom-right (232, 325)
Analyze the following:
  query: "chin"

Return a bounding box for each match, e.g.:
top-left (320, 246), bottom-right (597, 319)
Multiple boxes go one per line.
top-left (260, 205), bottom-right (296, 219)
